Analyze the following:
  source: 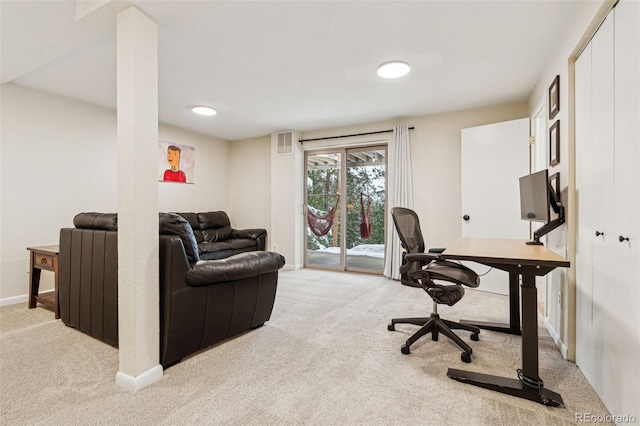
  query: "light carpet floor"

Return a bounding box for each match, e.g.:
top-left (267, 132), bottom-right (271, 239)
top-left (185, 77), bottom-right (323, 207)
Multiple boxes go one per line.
top-left (0, 268), bottom-right (612, 425)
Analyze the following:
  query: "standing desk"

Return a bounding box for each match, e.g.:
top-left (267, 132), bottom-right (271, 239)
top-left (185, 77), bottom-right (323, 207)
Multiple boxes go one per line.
top-left (441, 238), bottom-right (570, 407)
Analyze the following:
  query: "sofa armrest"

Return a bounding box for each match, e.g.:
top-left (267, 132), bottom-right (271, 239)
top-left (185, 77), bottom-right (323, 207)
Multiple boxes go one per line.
top-left (187, 251), bottom-right (285, 286)
top-left (159, 234), bottom-right (207, 367)
top-left (231, 228), bottom-right (267, 250)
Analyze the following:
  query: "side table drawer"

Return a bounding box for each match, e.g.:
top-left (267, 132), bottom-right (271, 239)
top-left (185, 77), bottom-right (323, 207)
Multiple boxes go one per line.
top-left (34, 253), bottom-right (55, 271)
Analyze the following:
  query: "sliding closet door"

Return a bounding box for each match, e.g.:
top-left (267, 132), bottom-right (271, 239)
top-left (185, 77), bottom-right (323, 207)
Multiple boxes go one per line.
top-left (589, 12), bottom-right (615, 399)
top-left (575, 1), bottom-right (640, 418)
top-left (574, 38), bottom-right (594, 381)
top-left (611, 0), bottom-right (640, 415)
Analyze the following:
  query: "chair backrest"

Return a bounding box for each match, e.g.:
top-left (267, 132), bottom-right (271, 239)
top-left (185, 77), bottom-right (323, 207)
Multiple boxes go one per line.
top-left (391, 207), bottom-right (425, 255)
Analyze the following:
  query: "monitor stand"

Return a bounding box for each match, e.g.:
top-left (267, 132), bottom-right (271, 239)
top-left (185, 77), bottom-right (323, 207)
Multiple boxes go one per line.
top-left (526, 211), bottom-right (565, 246)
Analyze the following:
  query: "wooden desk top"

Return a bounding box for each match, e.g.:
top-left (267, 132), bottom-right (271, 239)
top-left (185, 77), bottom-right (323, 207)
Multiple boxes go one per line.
top-left (441, 238), bottom-right (570, 269)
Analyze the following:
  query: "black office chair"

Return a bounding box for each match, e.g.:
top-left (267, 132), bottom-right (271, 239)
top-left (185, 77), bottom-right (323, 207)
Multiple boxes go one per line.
top-left (388, 207), bottom-right (481, 363)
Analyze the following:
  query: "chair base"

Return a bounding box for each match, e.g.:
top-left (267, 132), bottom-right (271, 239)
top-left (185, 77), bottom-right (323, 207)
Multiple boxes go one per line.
top-left (388, 313), bottom-right (480, 363)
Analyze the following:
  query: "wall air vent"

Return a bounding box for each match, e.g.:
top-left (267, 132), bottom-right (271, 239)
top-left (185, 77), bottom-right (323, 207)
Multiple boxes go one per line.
top-left (277, 131), bottom-right (293, 155)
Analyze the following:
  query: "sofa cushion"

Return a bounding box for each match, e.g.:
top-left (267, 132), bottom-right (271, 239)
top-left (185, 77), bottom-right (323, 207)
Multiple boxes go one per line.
top-left (198, 241), bottom-right (233, 260)
top-left (198, 211), bottom-right (232, 242)
top-left (175, 212), bottom-right (203, 243)
top-left (74, 213), bottom-right (118, 231)
top-left (227, 238), bottom-right (257, 250)
top-left (159, 213), bottom-right (200, 262)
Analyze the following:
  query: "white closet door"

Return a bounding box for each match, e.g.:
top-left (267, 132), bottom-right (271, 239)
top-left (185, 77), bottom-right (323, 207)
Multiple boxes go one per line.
top-left (574, 42), bottom-right (594, 378)
top-left (575, 1), bottom-right (640, 419)
top-left (611, 0), bottom-right (640, 417)
top-left (613, 0), bottom-right (639, 289)
top-left (461, 118), bottom-right (530, 294)
top-left (589, 11), bottom-right (614, 398)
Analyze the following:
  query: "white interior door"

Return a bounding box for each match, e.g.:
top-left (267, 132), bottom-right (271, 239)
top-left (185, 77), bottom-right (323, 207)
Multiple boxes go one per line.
top-left (461, 118), bottom-right (530, 294)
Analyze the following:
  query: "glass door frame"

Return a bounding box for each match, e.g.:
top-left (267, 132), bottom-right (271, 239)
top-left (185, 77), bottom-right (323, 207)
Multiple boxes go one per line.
top-left (304, 144), bottom-right (387, 274)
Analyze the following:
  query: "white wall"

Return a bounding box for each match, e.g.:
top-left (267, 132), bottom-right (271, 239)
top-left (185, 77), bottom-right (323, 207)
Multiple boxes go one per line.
top-left (1, 84), bottom-right (117, 302)
top-left (227, 136), bottom-right (271, 232)
top-left (158, 122), bottom-right (228, 213)
top-left (269, 131), bottom-right (304, 269)
top-left (0, 83), bottom-right (229, 301)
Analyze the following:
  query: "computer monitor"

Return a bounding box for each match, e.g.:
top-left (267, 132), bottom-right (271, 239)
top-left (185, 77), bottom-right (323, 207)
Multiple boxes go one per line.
top-left (519, 169), bottom-right (550, 223)
top-left (519, 169), bottom-right (565, 245)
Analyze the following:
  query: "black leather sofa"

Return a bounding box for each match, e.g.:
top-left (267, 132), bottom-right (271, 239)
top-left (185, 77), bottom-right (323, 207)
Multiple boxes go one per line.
top-left (58, 212), bottom-right (285, 368)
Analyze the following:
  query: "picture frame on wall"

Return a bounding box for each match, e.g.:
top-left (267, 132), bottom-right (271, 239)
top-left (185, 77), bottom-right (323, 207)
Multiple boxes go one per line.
top-left (158, 141), bottom-right (196, 184)
top-left (549, 75), bottom-right (560, 120)
top-left (549, 172), bottom-right (560, 204)
top-left (549, 120), bottom-right (560, 167)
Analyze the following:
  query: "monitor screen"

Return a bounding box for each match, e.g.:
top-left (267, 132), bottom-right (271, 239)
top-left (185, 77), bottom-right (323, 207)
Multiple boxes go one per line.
top-left (519, 169), bottom-right (550, 223)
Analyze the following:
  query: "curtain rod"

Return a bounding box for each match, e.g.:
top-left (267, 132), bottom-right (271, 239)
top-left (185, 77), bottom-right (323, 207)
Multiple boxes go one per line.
top-left (299, 126), bottom-right (415, 143)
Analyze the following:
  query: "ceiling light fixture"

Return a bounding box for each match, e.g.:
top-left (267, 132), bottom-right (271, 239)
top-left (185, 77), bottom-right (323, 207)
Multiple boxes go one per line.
top-left (377, 61), bottom-right (410, 79)
top-left (192, 106), bottom-right (217, 116)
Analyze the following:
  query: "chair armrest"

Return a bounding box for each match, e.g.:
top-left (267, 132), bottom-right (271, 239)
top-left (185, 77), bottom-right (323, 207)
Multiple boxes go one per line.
top-left (428, 247), bottom-right (446, 254)
top-left (426, 261), bottom-right (480, 288)
top-left (405, 253), bottom-right (440, 263)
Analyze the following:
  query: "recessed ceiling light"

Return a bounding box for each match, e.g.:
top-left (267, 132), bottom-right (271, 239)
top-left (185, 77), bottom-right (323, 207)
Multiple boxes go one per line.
top-left (192, 106), bottom-right (217, 116)
top-left (377, 61), bottom-right (410, 79)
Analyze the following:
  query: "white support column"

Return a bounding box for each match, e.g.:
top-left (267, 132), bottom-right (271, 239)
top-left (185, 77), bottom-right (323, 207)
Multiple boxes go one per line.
top-left (115, 6), bottom-right (162, 391)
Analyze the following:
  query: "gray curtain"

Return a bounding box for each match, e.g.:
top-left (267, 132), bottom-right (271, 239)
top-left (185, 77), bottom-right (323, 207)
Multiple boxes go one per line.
top-left (384, 124), bottom-right (413, 279)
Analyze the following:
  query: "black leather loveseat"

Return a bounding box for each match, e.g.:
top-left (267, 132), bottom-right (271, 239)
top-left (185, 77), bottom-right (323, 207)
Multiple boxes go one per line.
top-left (58, 212), bottom-right (285, 368)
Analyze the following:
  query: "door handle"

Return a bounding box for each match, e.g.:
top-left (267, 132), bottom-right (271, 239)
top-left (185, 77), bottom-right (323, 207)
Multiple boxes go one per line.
top-left (595, 231), bottom-right (604, 237)
top-left (463, 215), bottom-right (470, 221)
top-left (619, 235), bottom-right (630, 242)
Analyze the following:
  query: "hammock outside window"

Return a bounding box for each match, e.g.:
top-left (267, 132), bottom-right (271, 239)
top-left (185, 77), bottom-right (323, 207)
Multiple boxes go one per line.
top-left (307, 195), bottom-right (340, 237)
top-left (360, 191), bottom-right (371, 239)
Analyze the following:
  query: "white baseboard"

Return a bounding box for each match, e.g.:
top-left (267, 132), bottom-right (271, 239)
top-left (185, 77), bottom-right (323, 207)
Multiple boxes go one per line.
top-left (0, 290), bottom-right (55, 307)
top-left (283, 263), bottom-right (303, 271)
top-left (115, 364), bottom-right (163, 391)
top-left (0, 293), bottom-right (28, 307)
top-left (544, 316), bottom-right (568, 359)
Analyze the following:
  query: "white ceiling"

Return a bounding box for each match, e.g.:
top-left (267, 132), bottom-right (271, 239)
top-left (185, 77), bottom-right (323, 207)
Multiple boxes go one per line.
top-left (1, 1), bottom-right (580, 141)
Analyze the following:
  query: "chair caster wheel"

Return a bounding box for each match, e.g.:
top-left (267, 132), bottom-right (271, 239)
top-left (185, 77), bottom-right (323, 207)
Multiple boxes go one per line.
top-left (470, 332), bottom-right (479, 341)
top-left (432, 332), bottom-right (439, 341)
top-left (388, 323), bottom-right (395, 331)
top-left (461, 352), bottom-right (471, 363)
top-left (401, 344), bottom-right (410, 355)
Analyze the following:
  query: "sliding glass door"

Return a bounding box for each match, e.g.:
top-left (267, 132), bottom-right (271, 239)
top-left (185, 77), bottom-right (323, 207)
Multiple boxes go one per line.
top-left (344, 147), bottom-right (385, 272)
top-left (305, 151), bottom-right (342, 268)
top-left (305, 146), bottom-right (386, 273)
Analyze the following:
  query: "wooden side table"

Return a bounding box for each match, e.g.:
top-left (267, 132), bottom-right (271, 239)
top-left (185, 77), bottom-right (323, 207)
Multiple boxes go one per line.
top-left (27, 245), bottom-right (60, 319)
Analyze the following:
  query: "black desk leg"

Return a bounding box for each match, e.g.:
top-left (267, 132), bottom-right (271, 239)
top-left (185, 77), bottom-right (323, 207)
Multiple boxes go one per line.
top-left (448, 274), bottom-right (563, 407)
top-left (460, 272), bottom-right (521, 335)
top-left (509, 272), bottom-right (521, 332)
